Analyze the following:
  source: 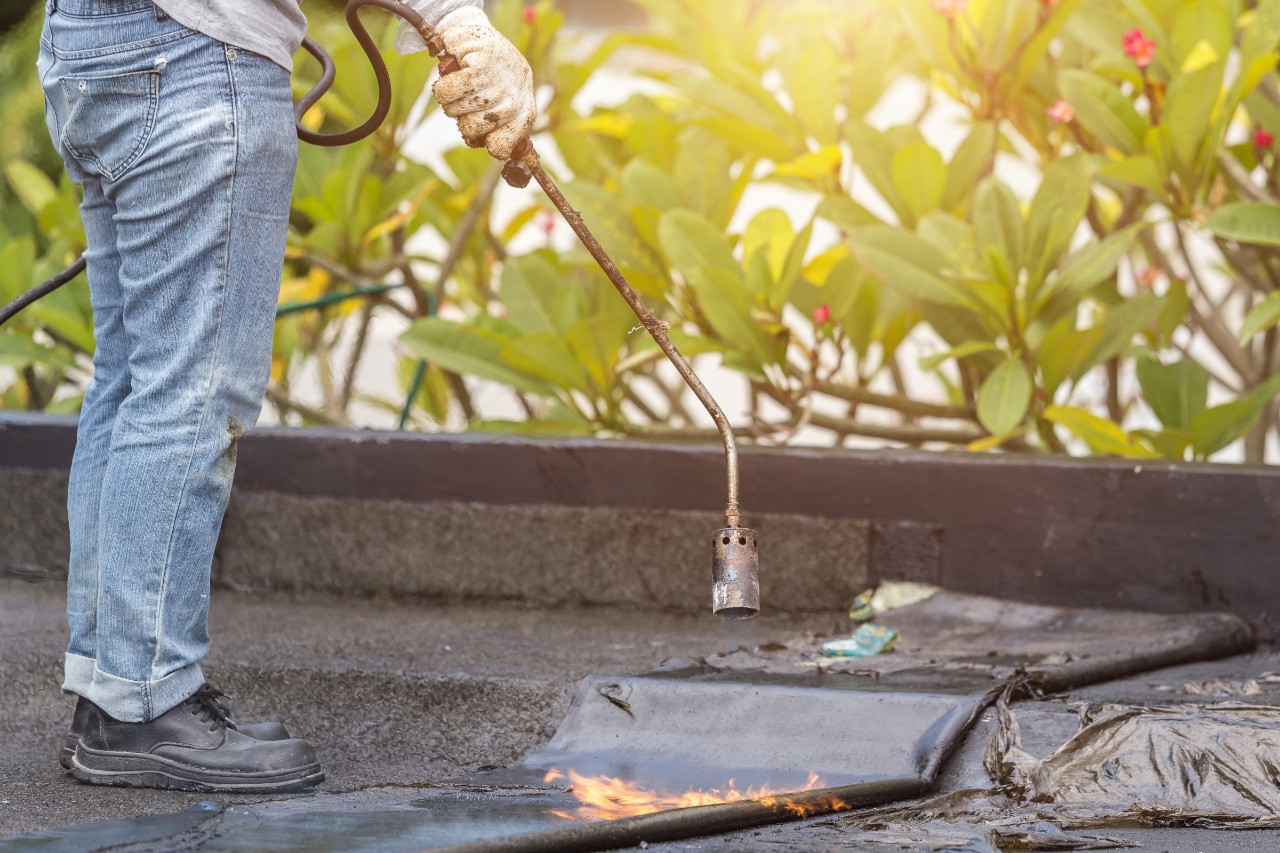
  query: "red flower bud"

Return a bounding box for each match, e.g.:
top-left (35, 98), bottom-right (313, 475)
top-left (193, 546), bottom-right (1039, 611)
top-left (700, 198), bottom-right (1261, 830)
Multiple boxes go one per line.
top-left (1046, 99), bottom-right (1075, 123)
top-left (813, 304), bottom-right (832, 324)
top-left (930, 0), bottom-right (965, 18)
top-left (1256, 127), bottom-right (1275, 149)
top-left (1122, 29), bottom-right (1156, 68)
top-left (523, 6), bottom-right (536, 24)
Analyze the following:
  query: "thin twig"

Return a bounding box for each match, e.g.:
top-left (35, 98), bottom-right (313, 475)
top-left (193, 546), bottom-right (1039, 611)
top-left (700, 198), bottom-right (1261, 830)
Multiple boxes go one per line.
top-left (265, 389), bottom-right (344, 426)
top-left (809, 378), bottom-right (976, 420)
top-left (1142, 230), bottom-right (1257, 384)
top-left (340, 302), bottom-right (374, 412)
top-left (1216, 151), bottom-right (1278, 204)
top-left (434, 163), bottom-right (504, 309)
top-left (1173, 226), bottom-right (1259, 384)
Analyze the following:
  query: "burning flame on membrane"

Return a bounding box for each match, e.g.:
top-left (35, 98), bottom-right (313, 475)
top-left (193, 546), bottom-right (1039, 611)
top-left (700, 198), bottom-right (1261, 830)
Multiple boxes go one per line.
top-left (543, 769), bottom-right (850, 821)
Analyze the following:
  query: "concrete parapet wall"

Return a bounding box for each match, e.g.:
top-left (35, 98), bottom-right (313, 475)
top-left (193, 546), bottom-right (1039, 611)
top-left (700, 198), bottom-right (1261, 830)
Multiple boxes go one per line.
top-left (3, 413), bottom-right (1279, 622)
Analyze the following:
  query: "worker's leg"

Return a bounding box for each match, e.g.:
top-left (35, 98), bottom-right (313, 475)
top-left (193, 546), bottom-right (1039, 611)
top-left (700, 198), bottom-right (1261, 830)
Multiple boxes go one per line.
top-left (41, 0), bottom-right (296, 722)
top-left (62, 181), bottom-right (131, 683)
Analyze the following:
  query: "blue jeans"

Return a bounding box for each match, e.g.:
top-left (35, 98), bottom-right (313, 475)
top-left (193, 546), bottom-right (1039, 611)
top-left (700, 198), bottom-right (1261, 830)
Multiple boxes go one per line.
top-left (38, 0), bottom-right (297, 722)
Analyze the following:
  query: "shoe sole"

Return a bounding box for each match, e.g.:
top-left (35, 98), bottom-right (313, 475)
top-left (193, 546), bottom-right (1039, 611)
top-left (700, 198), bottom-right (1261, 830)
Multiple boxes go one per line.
top-left (70, 748), bottom-right (324, 794)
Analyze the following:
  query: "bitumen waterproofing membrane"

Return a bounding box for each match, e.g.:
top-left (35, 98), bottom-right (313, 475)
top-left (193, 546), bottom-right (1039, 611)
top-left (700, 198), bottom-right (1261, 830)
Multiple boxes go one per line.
top-left (2, 581), bottom-right (1277, 852)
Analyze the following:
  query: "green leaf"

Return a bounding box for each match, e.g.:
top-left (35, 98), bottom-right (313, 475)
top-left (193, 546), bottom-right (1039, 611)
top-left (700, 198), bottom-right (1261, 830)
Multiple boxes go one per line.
top-left (743, 209), bottom-right (794, 280)
top-left (919, 341), bottom-right (1000, 372)
top-left (782, 37), bottom-right (841, 143)
top-left (673, 127), bottom-right (735, 225)
top-left (565, 181), bottom-right (667, 289)
top-left (940, 122), bottom-right (997, 212)
top-left (890, 143), bottom-right (947, 226)
top-left (1243, 0), bottom-right (1280, 63)
top-left (3, 161), bottom-right (58, 218)
top-left (658, 209), bottom-right (739, 282)
top-left (500, 333), bottom-right (591, 394)
top-left (1163, 62), bottom-right (1224, 178)
top-left (771, 223), bottom-right (812, 313)
top-left (1043, 406), bottom-right (1157, 457)
top-left (1037, 319), bottom-right (1104, 396)
top-left (0, 334), bottom-right (78, 370)
top-left (401, 318), bottom-right (552, 395)
top-left (848, 226), bottom-right (982, 311)
top-left (566, 315), bottom-right (624, 392)
top-left (692, 266), bottom-right (782, 368)
top-left (1170, 0), bottom-right (1232, 71)
top-left (847, 122), bottom-right (909, 224)
top-left (773, 145), bottom-right (842, 180)
top-left (1136, 357), bottom-right (1209, 431)
top-left (1135, 428), bottom-right (1192, 460)
top-left (1025, 156), bottom-right (1093, 288)
top-left (0, 236), bottom-right (37, 304)
top-left (1081, 294), bottom-right (1164, 374)
top-left (977, 357), bottom-right (1032, 437)
top-left (1241, 292), bottom-right (1280, 341)
top-left (471, 418), bottom-right (595, 437)
top-left (1035, 223), bottom-right (1143, 319)
top-left (816, 195), bottom-right (880, 232)
top-left (1058, 70), bottom-right (1149, 155)
top-left (972, 178), bottom-right (1024, 275)
top-left (1205, 202), bottom-right (1280, 247)
top-left (1190, 373), bottom-right (1280, 458)
top-left (1098, 155), bottom-right (1167, 196)
top-left (621, 159), bottom-right (684, 212)
top-left (500, 254), bottom-right (579, 336)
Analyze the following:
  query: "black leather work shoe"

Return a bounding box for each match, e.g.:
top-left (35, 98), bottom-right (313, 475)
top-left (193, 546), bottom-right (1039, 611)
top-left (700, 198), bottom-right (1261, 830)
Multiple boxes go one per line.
top-left (60, 689), bottom-right (293, 770)
top-left (69, 684), bottom-right (323, 793)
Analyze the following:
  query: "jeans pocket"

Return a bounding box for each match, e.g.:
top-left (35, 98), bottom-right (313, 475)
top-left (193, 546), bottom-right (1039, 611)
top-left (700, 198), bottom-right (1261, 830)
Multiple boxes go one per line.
top-left (52, 68), bottom-right (160, 180)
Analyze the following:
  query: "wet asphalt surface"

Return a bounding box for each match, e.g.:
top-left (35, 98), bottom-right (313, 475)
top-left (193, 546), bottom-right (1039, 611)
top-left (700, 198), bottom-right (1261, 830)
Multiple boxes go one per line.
top-left (0, 578), bottom-right (841, 840)
top-left (6, 577), bottom-right (1280, 852)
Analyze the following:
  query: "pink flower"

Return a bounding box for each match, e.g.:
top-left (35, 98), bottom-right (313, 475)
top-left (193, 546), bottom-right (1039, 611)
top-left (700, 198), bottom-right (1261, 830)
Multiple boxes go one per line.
top-left (1122, 29), bottom-right (1156, 68)
top-left (1256, 127), bottom-right (1275, 148)
top-left (813, 304), bottom-right (831, 324)
top-left (1046, 99), bottom-right (1075, 123)
top-left (930, 0), bottom-right (965, 18)
top-left (539, 210), bottom-right (555, 236)
top-left (523, 6), bottom-right (536, 24)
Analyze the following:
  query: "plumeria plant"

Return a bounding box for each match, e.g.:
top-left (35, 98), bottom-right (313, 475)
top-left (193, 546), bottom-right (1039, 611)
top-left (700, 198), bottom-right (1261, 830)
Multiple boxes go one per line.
top-left (5, 0), bottom-right (1280, 464)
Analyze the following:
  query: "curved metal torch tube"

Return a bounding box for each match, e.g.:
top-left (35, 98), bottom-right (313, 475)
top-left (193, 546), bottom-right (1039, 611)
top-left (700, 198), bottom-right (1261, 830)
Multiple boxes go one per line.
top-left (522, 151), bottom-right (742, 530)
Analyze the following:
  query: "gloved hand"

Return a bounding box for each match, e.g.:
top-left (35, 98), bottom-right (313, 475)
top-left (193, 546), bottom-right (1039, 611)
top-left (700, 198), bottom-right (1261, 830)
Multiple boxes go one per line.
top-left (397, 4), bottom-right (536, 161)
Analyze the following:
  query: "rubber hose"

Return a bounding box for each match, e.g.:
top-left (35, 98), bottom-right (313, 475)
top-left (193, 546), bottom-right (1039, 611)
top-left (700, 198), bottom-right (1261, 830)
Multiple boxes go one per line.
top-left (0, 255), bottom-right (86, 328)
top-left (296, 0), bottom-right (429, 148)
top-left (0, 0), bottom-right (422, 328)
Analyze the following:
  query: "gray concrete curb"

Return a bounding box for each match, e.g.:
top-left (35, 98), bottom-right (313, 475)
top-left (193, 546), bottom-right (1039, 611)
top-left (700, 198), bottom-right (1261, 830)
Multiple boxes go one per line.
top-left (4, 413), bottom-right (1279, 622)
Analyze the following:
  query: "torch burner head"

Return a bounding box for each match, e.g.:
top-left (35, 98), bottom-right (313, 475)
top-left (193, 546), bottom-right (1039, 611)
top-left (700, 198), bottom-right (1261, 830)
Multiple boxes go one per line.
top-left (712, 528), bottom-right (760, 620)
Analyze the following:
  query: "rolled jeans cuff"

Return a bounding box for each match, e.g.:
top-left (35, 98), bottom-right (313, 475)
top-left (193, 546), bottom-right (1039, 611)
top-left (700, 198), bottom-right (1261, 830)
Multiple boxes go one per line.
top-left (62, 653), bottom-right (205, 723)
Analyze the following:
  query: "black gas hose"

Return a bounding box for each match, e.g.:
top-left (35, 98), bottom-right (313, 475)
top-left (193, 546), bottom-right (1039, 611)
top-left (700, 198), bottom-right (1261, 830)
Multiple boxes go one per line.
top-left (0, 255), bottom-right (85, 327)
top-left (0, 0), bottom-right (430, 328)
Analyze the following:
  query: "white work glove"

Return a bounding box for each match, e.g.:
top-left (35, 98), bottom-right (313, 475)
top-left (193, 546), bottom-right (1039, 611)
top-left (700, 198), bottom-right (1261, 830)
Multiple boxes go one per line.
top-left (397, 4), bottom-right (536, 161)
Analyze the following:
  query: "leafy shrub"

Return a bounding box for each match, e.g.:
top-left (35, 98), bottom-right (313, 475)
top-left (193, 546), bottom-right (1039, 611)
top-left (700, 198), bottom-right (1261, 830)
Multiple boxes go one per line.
top-left (5, 0), bottom-right (1280, 463)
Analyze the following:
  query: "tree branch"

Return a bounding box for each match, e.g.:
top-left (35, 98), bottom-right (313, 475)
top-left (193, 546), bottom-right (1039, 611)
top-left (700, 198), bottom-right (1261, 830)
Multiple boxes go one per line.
top-left (265, 389), bottom-right (344, 426)
top-left (1216, 151), bottom-right (1278, 204)
top-left (808, 378), bottom-right (976, 420)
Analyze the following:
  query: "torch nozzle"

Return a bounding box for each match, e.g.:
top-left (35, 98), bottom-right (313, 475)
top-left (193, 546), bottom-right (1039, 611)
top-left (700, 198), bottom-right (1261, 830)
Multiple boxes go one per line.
top-left (712, 528), bottom-right (760, 620)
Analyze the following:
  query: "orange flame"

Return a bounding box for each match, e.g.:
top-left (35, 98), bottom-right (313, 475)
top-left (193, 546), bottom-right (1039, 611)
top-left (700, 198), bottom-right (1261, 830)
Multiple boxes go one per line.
top-left (543, 769), bottom-right (849, 821)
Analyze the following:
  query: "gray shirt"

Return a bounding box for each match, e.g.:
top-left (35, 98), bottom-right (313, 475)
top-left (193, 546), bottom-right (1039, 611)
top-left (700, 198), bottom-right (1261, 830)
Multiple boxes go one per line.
top-left (154, 0), bottom-right (481, 72)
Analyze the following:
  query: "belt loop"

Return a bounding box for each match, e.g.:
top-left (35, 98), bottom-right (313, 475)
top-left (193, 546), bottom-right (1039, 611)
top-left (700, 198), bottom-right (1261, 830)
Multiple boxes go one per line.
top-left (46, 0), bottom-right (55, 15)
top-left (155, 4), bottom-right (167, 21)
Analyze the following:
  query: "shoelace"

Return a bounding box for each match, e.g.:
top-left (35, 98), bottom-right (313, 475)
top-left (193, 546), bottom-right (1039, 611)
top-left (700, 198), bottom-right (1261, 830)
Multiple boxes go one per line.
top-left (186, 683), bottom-right (239, 731)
